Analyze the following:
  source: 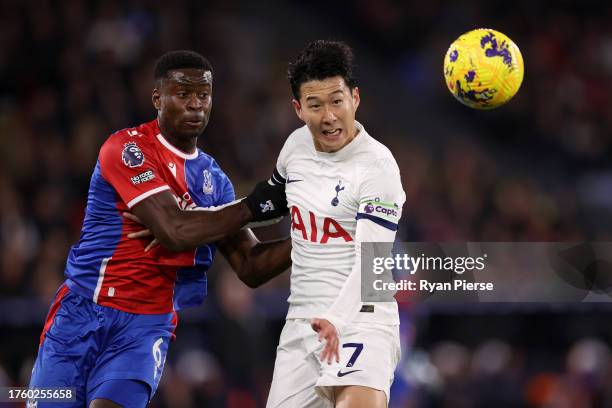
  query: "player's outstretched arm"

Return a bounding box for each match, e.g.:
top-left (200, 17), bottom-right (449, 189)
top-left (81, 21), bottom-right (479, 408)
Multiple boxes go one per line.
top-left (217, 229), bottom-right (292, 288)
top-left (130, 181), bottom-right (287, 252)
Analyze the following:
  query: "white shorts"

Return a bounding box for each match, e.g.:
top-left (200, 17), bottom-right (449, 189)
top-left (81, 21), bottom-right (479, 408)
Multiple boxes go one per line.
top-left (266, 319), bottom-right (400, 408)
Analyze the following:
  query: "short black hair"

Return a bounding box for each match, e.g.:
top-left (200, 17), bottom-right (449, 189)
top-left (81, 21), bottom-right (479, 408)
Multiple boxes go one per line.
top-left (154, 50), bottom-right (213, 81)
top-left (287, 40), bottom-right (356, 100)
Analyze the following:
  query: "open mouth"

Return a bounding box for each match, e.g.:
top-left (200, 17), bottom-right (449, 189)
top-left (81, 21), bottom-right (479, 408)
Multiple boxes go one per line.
top-left (322, 128), bottom-right (342, 137)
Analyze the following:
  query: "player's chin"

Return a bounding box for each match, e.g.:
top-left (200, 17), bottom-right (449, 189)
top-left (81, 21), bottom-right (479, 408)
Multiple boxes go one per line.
top-left (180, 122), bottom-right (207, 136)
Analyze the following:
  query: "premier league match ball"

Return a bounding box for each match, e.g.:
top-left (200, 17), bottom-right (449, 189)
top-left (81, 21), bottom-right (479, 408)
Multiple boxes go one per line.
top-left (443, 28), bottom-right (524, 109)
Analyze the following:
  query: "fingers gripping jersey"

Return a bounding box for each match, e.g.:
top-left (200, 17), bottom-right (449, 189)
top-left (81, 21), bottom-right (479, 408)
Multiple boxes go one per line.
top-left (65, 120), bottom-right (235, 314)
top-left (274, 122), bottom-right (405, 327)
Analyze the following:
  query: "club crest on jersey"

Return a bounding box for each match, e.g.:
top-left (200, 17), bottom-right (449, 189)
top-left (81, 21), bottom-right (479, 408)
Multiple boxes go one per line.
top-left (331, 180), bottom-right (345, 207)
top-left (202, 169), bottom-right (213, 194)
top-left (122, 142), bottom-right (145, 168)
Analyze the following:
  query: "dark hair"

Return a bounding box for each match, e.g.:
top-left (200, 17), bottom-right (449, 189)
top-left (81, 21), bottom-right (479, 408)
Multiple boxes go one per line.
top-left (154, 50), bottom-right (213, 81)
top-left (287, 40), bottom-right (356, 100)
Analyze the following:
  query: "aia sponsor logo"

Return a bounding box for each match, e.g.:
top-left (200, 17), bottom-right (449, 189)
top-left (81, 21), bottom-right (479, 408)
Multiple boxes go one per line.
top-left (291, 206), bottom-right (352, 243)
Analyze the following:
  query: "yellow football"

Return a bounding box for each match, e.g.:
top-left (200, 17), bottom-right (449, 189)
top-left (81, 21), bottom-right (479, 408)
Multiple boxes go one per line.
top-left (443, 28), bottom-right (524, 109)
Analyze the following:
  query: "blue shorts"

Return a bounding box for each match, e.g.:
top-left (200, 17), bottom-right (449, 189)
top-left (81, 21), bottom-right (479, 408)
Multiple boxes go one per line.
top-left (28, 284), bottom-right (177, 407)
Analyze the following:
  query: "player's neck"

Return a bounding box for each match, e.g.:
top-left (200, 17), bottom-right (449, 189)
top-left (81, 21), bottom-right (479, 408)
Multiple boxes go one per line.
top-left (164, 133), bottom-right (198, 155)
top-left (158, 122), bottom-right (198, 154)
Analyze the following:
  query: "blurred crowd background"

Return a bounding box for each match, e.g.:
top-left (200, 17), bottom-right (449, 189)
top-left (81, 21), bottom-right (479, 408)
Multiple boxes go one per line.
top-left (2, 0), bottom-right (612, 406)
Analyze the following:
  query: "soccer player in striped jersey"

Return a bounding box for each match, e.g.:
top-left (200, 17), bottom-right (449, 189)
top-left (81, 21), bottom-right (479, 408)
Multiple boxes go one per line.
top-left (28, 50), bottom-right (291, 408)
top-left (265, 41), bottom-right (405, 408)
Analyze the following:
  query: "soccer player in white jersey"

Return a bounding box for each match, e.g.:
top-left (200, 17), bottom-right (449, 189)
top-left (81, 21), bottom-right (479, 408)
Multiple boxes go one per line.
top-left (266, 40), bottom-right (406, 408)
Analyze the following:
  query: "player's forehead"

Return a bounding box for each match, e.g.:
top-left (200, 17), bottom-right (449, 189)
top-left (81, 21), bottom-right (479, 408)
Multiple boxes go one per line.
top-left (300, 76), bottom-right (349, 101)
top-left (164, 68), bottom-right (212, 88)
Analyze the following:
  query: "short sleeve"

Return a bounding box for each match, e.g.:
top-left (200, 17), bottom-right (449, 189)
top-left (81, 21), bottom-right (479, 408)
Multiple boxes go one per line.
top-left (215, 170), bottom-right (236, 206)
top-left (356, 158), bottom-right (405, 231)
top-left (98, 135), bottom-right (170, 208)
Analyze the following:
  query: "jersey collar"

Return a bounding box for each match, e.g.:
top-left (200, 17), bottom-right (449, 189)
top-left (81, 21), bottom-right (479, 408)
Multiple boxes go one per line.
top-left (155, 131), bottom-right (199, 160)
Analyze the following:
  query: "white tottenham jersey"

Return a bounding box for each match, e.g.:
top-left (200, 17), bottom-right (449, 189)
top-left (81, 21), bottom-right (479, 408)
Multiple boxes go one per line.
top-left (272, 121), bottom-right (406, 330)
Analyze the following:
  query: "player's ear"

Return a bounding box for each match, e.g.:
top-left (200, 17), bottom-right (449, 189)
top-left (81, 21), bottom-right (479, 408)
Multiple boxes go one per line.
top-left (292, 99), bottom-right (305, 122)
top-left (352, 87), bottom-right (360, 111)
top-left (152, 88), bottom-right (161, 111)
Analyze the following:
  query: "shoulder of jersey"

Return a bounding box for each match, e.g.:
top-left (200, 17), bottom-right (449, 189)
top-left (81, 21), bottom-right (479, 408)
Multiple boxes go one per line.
top-left (355, 130), bottom-right (398, 165)
top-left (103, 121), bottom-right (157, 152)
top-left (196, 148), bottom-right (217, 166)
top-left (283, 125), bottom-right (312, 151)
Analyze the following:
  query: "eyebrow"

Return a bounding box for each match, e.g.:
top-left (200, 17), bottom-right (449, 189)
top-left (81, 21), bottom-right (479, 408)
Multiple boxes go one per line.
top-left (305, 90), bottom-right (344, 101)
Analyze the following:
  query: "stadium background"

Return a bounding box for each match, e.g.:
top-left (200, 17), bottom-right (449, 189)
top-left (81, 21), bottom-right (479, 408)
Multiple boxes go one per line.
top-left (2, 0), bottom-right (612, 406)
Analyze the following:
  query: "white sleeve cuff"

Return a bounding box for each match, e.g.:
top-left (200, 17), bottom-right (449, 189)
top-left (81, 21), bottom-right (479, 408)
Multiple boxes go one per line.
top-left (127, 185), bottom-right (171, 208)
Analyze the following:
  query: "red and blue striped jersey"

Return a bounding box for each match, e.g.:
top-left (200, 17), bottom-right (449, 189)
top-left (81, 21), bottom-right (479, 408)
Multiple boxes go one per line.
top-left (64, 119), bottom-right (235, 314)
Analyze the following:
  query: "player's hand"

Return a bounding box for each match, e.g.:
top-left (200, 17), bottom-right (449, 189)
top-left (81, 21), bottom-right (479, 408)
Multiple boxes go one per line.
top-left (123, 212), bottom-right (160, 252)
top-left (311, 318), bottom-right (340, 365)
top-left (243, 180), bottom-right (288, 222)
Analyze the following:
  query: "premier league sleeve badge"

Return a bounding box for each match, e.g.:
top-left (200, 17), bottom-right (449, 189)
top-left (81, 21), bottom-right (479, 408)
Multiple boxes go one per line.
top-left (122, 142), bottom-right (145, 168)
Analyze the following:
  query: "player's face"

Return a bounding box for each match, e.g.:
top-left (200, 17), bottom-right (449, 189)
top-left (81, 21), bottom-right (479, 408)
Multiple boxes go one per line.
top-left (153, 68), bottom-right (212, 139)
top-left (292, 76), bottom-right (360, 153)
